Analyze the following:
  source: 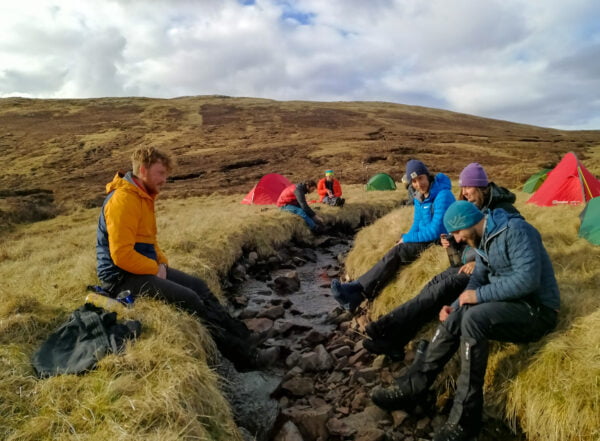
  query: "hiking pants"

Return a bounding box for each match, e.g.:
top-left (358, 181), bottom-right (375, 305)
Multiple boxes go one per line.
top-left (111, 267), bottom-right (256, 370)
top-left (421, 299), bottom-right (557, 430)
top-left (368, 266), bottom-right (470, 349)
top-left (281, 205), bottom-right (317, 230)
top-left (357, 241), bottom-right (433, 298)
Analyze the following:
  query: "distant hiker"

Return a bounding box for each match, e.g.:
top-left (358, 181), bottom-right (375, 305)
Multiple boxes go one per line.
top-left (317, 170), bottom-right (345, 207)
top-left (277, 180), bottom-right (325, 232)
top-left (96, 146), bottom-right (278, 371)
top-left (401, 173), bottom-right (417, 205)
top-left (363, 163), bottom-right (519, 360)
top-left (371, 200), bottom-right (559, 441)
top-left (331, 159), bottom-right (455, 312)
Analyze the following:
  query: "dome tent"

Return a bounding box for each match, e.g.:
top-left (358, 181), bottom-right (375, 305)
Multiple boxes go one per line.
top-left (522, 168), bottom-right (551, 193)
top-left (365, 173), bottom-right (396, 191)
top-left (579, 197), bottom-right (600, 245)
top-left (527, 152), bottom-right (600, 206)
top-left (241, 173), bottom-right (292, 205)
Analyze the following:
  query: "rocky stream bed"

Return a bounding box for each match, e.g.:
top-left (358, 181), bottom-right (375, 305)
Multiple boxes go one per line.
top-left (216, 231), bottom-right (524, 441)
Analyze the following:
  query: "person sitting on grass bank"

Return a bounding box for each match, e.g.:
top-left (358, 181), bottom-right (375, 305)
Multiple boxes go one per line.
top-left (363, 162), bottom-right (519, 361)
top-left (277, 179), bottom-right (324, 232)
top-left (331, 159), bottom-right (455, 312)
top-left (370, 200), bottom-right (560, 441)
top-left (317, 169), bottom-right (345, 207)
top-left (96, 146), bottom-right (278, 371)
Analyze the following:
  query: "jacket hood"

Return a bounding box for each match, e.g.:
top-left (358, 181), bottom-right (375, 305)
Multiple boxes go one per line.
top-left (426, 173), bottom-right (452, 201)
top-left (484, 208), bottom-right (524, 240)
top-left (106, 171), bottom-right (154, 200)
top-left (487, 182), bottom-right (516, 206)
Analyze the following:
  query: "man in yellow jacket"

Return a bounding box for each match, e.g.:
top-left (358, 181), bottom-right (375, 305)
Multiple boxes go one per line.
top-left (96, 146), bottom-right (277, 370)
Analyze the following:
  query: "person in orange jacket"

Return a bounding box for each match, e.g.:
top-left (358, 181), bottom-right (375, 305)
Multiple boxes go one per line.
top-left (317, 170), bottom-right (344, 206)
top-left (277, 180), bottom-right (324, 231)
top-left (96, 146), bottom-right (278, 371)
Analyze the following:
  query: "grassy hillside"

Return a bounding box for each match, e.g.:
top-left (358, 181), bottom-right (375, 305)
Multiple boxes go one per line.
top-left (1, 96), bottom-right (600, 224)
top-left (0, 97), bottom-right (599, 440)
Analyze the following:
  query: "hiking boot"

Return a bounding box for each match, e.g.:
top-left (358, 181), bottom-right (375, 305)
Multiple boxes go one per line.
top-left (432, 422), bottom-right (476, 441)
top-left (330, 279), bottom-right (364, 313)
top-left (363, 338), bottom-right (405, 361)
top-left (371, 383), bottom-right (421, 411)
top-left (252, 347), bottom-right (280, 369)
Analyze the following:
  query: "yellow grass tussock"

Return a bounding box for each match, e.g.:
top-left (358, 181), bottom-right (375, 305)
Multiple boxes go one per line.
top-left (0, 184), bottom-right (400, 440)
top-left (346, 191), bottom-right (600, 441)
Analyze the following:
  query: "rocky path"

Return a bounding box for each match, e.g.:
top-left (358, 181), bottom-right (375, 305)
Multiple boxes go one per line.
top-left (223, 233), bottom-right (524, 441)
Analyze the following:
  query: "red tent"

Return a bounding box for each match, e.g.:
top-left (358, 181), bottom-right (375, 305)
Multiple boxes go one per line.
top-left (241, 173), bottom-right (292, 205)
top-left (527, 152), bottom-right (600, 206)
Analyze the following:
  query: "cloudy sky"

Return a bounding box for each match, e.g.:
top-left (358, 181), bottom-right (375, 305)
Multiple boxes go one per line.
top-left (1, 0), bottom-right (599, 130)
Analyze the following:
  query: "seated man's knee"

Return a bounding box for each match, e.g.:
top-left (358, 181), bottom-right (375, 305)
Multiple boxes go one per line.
top-left (460, 306), bottom-right (488, 340)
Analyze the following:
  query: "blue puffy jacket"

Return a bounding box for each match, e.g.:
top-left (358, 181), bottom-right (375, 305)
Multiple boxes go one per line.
top-left (403, 173), bottom-right (455, 243)
top-left (466, 209), bottom-right (560, 310)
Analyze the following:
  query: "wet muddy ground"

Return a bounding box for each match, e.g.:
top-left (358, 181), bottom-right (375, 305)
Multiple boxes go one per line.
top-left (225, 232), bottom-right (525, 441)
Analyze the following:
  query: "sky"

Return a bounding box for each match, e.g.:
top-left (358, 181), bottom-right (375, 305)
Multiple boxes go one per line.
top-left (1, 0), bottom-right (599, 130)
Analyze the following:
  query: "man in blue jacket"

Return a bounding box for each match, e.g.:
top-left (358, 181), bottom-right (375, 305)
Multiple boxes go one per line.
top-left (371, 201), bottom-right (560, 441)
top-left (331, 159), bottom-right (455, 312)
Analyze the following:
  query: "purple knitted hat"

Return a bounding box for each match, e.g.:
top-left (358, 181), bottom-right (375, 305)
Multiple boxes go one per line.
top-left (459, 163), bottom-right (489, 187)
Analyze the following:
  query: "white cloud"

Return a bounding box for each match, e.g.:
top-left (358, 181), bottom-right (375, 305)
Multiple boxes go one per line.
top-left (0, 0), bottom-right (599, 129)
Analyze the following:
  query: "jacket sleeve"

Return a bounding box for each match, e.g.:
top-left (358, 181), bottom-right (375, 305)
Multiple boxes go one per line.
top-left (317, 179), bottom-right (327, 200)
top-left (155, 244), bottom-right (169, 266)
top-left (105, 191), bottom-right (160, 275)
top-left (333, 179), bottom-right (342, 197)
top-left (475, 224), bottom-right (543, 303)
top-left (294, 186), bottom-right (316, 218)
top-left (403, 189), bottom-right (455, 243)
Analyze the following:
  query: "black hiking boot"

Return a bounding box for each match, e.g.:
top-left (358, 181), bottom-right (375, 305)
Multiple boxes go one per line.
top-left (330, 279), bottom-right (365, 313)
top-left (432, 422), bottom-right (477, 441)
top-left (363, 338), bottom-right (405, 361)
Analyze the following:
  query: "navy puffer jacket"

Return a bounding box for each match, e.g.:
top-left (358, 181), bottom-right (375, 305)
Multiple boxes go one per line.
top-left (466, 209), bottom-right (560, 310)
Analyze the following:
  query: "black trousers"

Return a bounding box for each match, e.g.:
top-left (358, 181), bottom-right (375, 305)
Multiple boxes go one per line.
top-left (427, 299), bottom-right (558, 429)
top-left (368, 266), bottom-right (470, 349)
top-left (357, 241), bottom-right (433, 298)
top-left (111, 267), bottom-right (256, 370)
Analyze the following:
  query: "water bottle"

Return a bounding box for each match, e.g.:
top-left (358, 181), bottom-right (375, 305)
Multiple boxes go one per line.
top-left (85, 293), bottom-right (127, 314)
top-left (116, 290), bottom-right (135, 308)
top-left (442, 234), bottom-right (462, 267)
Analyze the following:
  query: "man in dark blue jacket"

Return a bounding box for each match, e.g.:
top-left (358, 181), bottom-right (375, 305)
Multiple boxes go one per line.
top-left (331, 159), bottom-right (455, 312)
top-left (371, 201), bottom-right (560, 441)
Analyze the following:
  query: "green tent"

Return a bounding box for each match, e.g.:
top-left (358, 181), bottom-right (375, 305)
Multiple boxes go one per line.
top-left (366, 173), bottom-right (396, 191)
top-left (579, 197), bottom-right (600, 245)
top-left (523, 169), bottom-right (551, 193)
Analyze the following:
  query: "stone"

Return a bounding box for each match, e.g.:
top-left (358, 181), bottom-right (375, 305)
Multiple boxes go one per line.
top-left (258, 305), bottom-right (285, 320)
top-left (298, 352), bottom-right (319, 372)
top-left (282, 405), bottom-right (333, 441)
top-left (283, 366), bottom-right (304, 381)
top-left (238, 308), bottom-right (259, 319)
top-left (216, 356), bottom-right (281, 441)
top-left (274, 320), bottom-right (296, 336)
top-left (391, 410), bottom-right (409, 427)
top-left (248, 251), bottom-right (259, 265)
top-left (327, 417), bottom-right (357, 437)
top-left (304, 329), bottom-right (329, 345)
top-left (281, 376), bottom-right (315, 397)
top-left (349, 348), bottom-right (369, 365)
top-left (330, 345), bottom-right (352, 359)
top-left (314, 344), bottom-right (334, 371)
top-left (350, 391), bottom-right (367, 411)
top-left (355, 428), bottom-right (386, 441)
top-left (354, 367), bottom-right (379, 384)
top-left (273, 421), bottom-right (304, 441)
top-left (273, 271), bottom-right (301, 294)
top-left (243, 317), bottom-right (274, 337)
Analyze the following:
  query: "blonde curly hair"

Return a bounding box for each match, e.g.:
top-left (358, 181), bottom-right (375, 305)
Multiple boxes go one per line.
top-left (131, 147), bottom-right (174, 175)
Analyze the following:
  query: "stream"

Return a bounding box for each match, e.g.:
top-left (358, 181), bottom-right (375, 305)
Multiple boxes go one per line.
top-left (222, 231), bottom-right (524, 441)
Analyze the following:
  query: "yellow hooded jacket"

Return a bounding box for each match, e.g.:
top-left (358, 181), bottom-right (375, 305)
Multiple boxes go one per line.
top-left (96, 172), bottom-right (168, 284)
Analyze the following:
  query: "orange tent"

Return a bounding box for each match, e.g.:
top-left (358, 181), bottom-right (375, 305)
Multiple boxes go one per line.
top-left (241, 173), bottom-right (292, 205)
top-left (527, 152), bottom-right (600, 206)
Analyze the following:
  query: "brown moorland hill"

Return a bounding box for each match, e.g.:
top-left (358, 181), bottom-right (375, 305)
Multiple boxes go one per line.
top-left (1, 95), bottom-right (599, 225)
